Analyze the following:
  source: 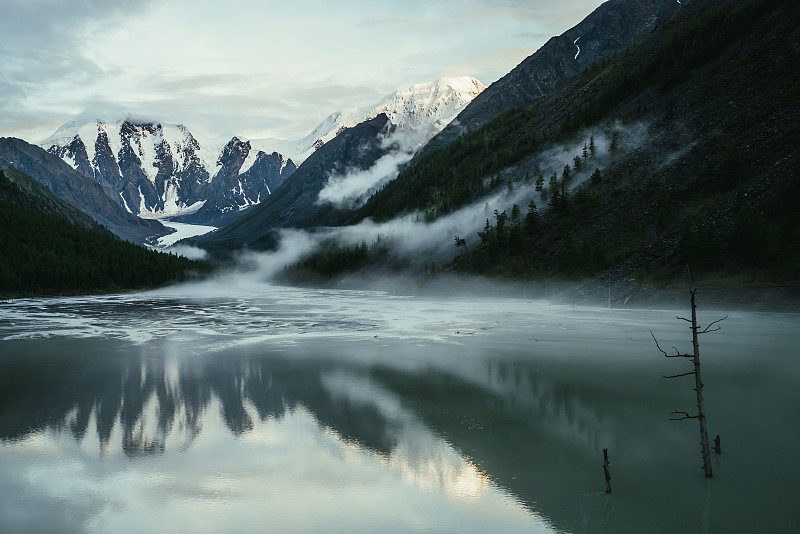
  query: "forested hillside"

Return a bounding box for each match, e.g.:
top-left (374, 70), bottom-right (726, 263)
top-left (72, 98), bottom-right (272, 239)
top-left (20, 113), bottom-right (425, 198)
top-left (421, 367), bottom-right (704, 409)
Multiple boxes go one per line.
top-left (340, 0), bottom-right (800, 290)
top-left (0, 167), bottom-right (212, 297)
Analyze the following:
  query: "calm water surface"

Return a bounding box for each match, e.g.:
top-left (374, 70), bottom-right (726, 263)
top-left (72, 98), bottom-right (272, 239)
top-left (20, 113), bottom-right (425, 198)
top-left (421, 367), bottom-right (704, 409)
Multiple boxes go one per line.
top-left (1, 283), bottom-right (798, 533)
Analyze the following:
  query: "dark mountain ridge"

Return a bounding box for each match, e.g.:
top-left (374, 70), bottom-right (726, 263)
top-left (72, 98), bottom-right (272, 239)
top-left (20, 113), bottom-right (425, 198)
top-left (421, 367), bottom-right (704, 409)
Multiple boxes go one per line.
top-left (0, 137), bottom-right (167, 244)
top-left (200, 114), bottom-right (393, 251)
top-left (0, 166), bottom-right (211, 298)
top-left (0, 165), bottom-right (104, 233)
top-left (280, 0), bottom-right (800, 302)
top-left (425, 0), bottom-right (684, 153)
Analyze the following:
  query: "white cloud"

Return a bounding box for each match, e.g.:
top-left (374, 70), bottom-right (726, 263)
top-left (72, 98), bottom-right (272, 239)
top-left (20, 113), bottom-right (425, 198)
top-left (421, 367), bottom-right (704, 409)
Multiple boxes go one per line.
top-left (316, 127), bottom-right (432, 208)
top-left (317, 151), bottom-right (412, 208)
top-left (0, 0), bottom-right (606, 143)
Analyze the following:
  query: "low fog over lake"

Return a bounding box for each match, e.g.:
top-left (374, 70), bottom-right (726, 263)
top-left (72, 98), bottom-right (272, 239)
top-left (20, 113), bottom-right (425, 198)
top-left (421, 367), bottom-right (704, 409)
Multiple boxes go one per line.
top-left (1, 280), bottom-right (798, 533)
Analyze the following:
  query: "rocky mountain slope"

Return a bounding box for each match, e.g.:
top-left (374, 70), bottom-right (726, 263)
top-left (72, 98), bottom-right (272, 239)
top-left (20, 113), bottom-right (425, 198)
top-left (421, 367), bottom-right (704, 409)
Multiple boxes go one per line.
top-left (426, 0), bottom-right (684, 152)
top-left (0, 137), bottom-right (167, 244)
top-left (41, 78), bottom-right (484, 228)
top-left (0, 165), bottom-right (104, 233)
top-left (41, 115), bottom-right (296, 225)
top-left (201, 115), bottom-right (393, 251)
top-left (276, 0), bottom-right (800, 303)
top-left (291, 77), bottom-right (486, 160)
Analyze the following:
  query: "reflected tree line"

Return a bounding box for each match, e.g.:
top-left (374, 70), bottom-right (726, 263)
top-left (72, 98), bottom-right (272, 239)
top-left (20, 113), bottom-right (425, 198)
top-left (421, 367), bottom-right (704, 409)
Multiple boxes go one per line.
top-left (0, 337), bottom-right (724, 533)
top-left (0, 339), bottom-right (681, 464)
top-left (0, 341), bottom-right (398, 457)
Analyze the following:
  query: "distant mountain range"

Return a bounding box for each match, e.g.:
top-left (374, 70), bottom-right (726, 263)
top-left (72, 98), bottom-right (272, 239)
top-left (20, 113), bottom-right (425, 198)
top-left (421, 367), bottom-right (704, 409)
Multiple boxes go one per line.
top-left (40, 78), bottom-right (485, 226)
top-left (201, 114), bottom-right (394, 251)
top-left (41, 115), bottom-right (298, 226)
top-left (199, 0), bottom-right (685, 251)
top-left (293, 0), bottom-right (800, 299)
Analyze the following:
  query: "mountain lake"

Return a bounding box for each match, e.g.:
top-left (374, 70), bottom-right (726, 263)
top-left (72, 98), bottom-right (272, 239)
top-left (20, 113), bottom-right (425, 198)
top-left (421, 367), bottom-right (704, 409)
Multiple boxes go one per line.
top-left (1, 281), bottom-right (798, 533)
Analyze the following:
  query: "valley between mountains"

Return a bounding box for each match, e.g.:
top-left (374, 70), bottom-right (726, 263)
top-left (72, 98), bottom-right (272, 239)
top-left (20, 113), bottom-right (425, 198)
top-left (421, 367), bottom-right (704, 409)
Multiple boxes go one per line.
top-left (1, 0), bottom-right (798, 306)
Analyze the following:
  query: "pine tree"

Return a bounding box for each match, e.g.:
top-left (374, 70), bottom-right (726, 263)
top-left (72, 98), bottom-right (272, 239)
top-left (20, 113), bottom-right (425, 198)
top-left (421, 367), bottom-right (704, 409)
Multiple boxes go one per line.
top-left (549, 172), bottom-right (558, 193)
top-left (524, 200), bottom-right (540, 236)
top-left (549, 183), bottom-right (561, 208)
top-left (478, 218), bottom-right (492, 245)
top-left (589, 135), bottom-right (596, 157)
top-left (497, 210), bottom-right (510, 253)
top-left (454, 235), bottom-right (469, 255)
top-left (508, 223), bottom-right (524, 256)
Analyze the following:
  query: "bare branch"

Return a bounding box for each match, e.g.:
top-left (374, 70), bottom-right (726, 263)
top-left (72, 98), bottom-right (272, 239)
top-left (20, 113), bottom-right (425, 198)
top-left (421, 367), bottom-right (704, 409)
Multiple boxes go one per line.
top-left (663, 371), bottom-right (696, 379)
top-left (667, 352), bottom-right (693, 359)
top-left (676, 316), bottom-right (692, 323)
top-left (651, 332), bottom-right (692, 358)
top-left (699, 325), bottom-right (721, 334)
top-left (669, 410), bottom-right (700, 421)
top-left (650, 331), bottom-right (668, 357)
top-left (699, 316), bottom-right (728, 334)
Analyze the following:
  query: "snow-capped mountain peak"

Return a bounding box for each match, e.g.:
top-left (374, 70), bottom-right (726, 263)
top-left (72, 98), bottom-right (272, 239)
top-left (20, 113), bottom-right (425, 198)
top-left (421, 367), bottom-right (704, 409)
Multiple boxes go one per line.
top-left (366, 76), bottom-right (486, 128)
top-left (41, 114), bottom-right (296, 223)
top-left (39, 76), bottom-right (484, 224)
top-left (291, 76), bottom-right (486, 162)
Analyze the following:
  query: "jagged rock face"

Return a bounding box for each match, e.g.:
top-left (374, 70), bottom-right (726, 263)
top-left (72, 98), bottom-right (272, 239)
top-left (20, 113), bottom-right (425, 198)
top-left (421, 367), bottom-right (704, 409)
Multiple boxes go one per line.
top-left (117, 121), bottom-right (161, 213)
top-left (42, 118), bottom-right (296, 224)
top-left (47, 135), bottom-right (94, 179)
top-left (182, 140), bottom-right (297, 224)
top-left (93, 131), bottom-right (125, 203)
top-left (208, 137), bottom-right (251, 207)
top-left (201, 114), bottom-right (392, 250)
top-left (0, 137), bottom-right (167, 244)
top-left (432, 0), bottom-right (684, 148)
top-left (246, 152), bottom-right (297, 194)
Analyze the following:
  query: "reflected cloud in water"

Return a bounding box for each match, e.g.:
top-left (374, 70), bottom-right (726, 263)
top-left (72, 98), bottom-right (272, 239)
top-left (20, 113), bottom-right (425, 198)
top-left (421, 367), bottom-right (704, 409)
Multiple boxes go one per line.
top-left (2, 288), bottom-right (799, 533)
top-left (0, 335), bottom-right (553, 533)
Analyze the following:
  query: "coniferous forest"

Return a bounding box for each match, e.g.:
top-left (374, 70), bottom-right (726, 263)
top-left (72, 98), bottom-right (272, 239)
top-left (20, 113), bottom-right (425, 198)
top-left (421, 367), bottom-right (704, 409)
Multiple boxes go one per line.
top-left (0, 169), bottom-right (212, 297)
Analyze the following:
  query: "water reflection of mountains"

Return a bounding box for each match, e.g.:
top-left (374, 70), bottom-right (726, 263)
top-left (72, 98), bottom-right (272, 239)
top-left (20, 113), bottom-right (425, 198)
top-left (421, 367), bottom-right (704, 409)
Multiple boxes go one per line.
top-left (1, 334), bottom-right (772, 533)
top-left (0, 337), bottom-right (398, 457)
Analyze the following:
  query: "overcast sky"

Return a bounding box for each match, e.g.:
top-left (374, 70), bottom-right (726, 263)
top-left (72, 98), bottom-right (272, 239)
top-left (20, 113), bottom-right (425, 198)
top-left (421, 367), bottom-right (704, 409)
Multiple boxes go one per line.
top-left (0, 0), bottom-right (605, 143)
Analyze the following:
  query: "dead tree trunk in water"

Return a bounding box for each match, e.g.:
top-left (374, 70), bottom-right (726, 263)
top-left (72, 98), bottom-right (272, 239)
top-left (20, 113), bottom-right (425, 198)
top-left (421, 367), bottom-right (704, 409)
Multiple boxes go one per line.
top-left (688, 289), bottom-right (713, 478)
top-left (603, 448), bottom-right (612, 493)
top-left (651, 288), bottom-right (726, 478)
